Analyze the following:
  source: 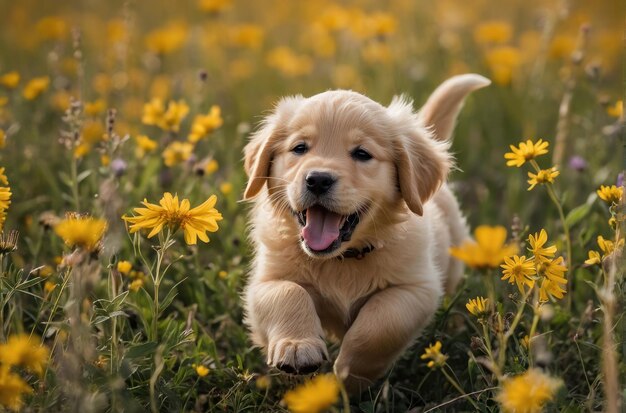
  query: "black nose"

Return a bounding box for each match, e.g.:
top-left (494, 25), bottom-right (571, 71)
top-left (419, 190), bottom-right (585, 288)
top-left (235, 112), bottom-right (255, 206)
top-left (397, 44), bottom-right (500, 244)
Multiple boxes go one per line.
top-left (305, 171), bottom-right (336, 195)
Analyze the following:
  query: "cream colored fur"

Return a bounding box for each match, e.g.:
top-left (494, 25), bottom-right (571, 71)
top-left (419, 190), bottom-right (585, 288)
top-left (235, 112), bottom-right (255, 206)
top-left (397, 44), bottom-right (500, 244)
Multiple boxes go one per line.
top-left (242, 74), bottom-right (490, 392)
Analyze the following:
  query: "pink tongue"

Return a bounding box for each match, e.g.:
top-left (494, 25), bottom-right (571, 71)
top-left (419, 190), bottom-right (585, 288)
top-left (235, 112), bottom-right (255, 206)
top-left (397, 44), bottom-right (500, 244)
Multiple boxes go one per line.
top-left (302, 206), bottom-right (342, 251)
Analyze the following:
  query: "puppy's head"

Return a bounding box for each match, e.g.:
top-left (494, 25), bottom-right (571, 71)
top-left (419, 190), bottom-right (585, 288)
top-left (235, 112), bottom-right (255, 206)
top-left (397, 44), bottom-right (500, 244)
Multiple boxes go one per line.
top-left (244, 74), bottom-right (490, 258)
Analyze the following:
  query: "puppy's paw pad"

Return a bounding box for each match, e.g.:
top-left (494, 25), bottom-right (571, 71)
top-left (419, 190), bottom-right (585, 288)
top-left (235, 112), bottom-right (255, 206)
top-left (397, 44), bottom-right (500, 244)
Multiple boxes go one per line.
top-left (269, 338), bottom-right (327, 374)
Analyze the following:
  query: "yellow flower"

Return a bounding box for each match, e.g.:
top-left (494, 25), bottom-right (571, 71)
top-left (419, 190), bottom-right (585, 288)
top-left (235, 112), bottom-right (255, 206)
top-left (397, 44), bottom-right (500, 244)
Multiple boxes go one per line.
top-left (163, 141), bottom-right (194, 167)
top-left (0, 170), bottom-right (8, 187)
top-left (496, 368), bottom-right (562, 413)
top-left (539, 277), bottom-right (566, 302)
top-left (420, 341), bottom-right (448, 369)
top-left (54, 215), bottom-right (107, 251)
top-left (129, 278), bottom-right (144, 292)
top-left (160, 100), bottom-right (189, 132)
top-left (504, 139), bottom-right (550, 167)
top-left (449, 225), bottom-right (518, 269)
top-left (218, 270), bottom-right (228, 279)
top-left (0, 72), bottom-right (20, 89)
top-left (198, 0), bottom-right (232, 13)
top-left (220, 182), bottom-right (233, 195)
top-left (0, 186), bottom-right (11, 211)
top-left (466, 296), bottom-right (489, 317)
top-left (501, 255), bottom-right (536, 293)
top-left (485, 46), bottom-right (521, 85)
top-left (135, 135), bottom-right (158, 158)
top-left (84, 99), bottom-right (106, 116)
top-left (228, 24), bottom-right (265, 49)
top-left (528, 229), bottom-right (557, 263)
top-left (142, 98), bottom-right (165, 126)
top-left (117, 260), bottom-right (132, 275)
top-left (144, 22), bottom-right (187, 55)
top-left (361, 41), bottom-right (393, 64)
top-left (37, 265), bottom-right (54, 277)
top-left (591, 235), bottom-right (625, 262)
top-left (255, 375), bottom-right (271, 390)
top-left (266, 47), bottom-right (313, 77)
top-left (0, 334), bottom-right (49, 376)
top-left (194, 364), bottom-right (209, 377)
top-left (188, 105), bottom-right (223, 143)
top-left (282, 373), bottom-right (339, 413)
top-left (0, 366), bottom-right (33, 411)
top-left (0, 130), bottom-right (5, 149)
top-left (597, 185), bottom-right (623, 205)
top-left (35, 16), bottom-right (69, 41)
top-left (474, 21), bottom-right (513, 45)
top-left (82, 119), bottom-right (106, 146)
top-left (22, 76), bottom-right (50, 100)
top-left (527, 167), bottom-right (559, 190)
top-left (537, 257), bottom-right (567, 302)
top-left (44, 281), bottom-right (57, 294)
top-left (123, 193), bottom-right (223, 245)
top-left (606, 100), bottom-right (623, 118)
top-left (584, 250), bottom-right (601, 266)
top-left (204, 159), bottom-right (219, 175)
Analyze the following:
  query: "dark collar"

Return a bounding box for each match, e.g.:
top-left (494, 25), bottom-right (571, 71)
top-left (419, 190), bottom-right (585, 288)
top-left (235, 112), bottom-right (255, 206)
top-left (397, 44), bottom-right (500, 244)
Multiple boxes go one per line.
top-left (339, 244), bottom-right (375, 260)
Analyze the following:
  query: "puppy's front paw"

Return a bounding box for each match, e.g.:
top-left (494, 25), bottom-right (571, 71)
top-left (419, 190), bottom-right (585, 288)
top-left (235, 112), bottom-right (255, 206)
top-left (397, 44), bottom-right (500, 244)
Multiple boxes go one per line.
top-left (268, 337), bottom-right (328, 374)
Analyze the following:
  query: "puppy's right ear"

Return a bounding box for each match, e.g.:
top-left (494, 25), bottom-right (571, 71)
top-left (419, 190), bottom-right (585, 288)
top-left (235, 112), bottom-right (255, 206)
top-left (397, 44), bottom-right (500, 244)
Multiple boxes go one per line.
top-left (243, 96), bottom-right (304, 199)
top-left (243, 118), bottom-right (278, 199)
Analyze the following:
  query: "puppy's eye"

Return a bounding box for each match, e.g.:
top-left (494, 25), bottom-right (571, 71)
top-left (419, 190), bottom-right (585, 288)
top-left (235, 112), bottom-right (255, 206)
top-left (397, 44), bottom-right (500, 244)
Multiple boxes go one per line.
top-left (291, 143), bottom-right (308, 155)
top-left (351, 148), bottom-right (373, 162)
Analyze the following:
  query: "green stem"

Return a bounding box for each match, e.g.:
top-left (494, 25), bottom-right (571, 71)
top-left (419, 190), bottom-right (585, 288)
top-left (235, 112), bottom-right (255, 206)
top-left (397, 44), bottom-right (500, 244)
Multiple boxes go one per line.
top-left (498, 287), bottom-right (533, 373)
top-left (152, 230), bottom-right (172, 342)
top-left (527, 289), bottom-right (541, 366)
top-left (70, 155), bottom-right (81, 212)
top-left (441, 365), bottom-right (480, 411)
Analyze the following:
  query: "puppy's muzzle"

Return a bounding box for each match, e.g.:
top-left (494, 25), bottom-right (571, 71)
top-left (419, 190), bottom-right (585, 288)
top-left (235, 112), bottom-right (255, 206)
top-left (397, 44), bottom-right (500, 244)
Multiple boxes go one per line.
top-left (305, 171), bottom-right (336, 196)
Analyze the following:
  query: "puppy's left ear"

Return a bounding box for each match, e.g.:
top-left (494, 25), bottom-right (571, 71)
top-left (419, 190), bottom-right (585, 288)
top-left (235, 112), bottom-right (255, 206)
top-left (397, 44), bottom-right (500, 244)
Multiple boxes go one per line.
top-left (390, 74), bottom-right (490, 215)
top-left (392, 129), bottom-right (451, 216)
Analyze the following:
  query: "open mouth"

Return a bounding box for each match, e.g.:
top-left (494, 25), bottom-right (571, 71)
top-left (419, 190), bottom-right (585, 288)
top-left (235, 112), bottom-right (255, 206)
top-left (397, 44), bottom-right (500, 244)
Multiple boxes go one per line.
top-left (295, 205), bottom-right (361, 255)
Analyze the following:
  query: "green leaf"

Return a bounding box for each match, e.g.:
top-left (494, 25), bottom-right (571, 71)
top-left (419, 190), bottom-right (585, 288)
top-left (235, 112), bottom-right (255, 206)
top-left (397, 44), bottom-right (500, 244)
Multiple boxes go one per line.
top-left (76, 169), bottom-right (92, 183)
top-left (565, 203), bottom-right (592, 228)
top-left (126, 341), bottom-right (159, 359)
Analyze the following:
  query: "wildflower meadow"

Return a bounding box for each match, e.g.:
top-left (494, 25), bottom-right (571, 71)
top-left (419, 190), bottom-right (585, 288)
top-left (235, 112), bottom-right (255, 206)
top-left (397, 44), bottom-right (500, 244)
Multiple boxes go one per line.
top-left (0, 0), bottom-right (623, 411)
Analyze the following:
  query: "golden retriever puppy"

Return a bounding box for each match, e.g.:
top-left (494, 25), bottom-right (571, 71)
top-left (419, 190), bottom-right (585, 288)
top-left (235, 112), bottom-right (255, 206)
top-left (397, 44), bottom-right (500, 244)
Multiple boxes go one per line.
top-left (242, 74), bottom-right (490, 392)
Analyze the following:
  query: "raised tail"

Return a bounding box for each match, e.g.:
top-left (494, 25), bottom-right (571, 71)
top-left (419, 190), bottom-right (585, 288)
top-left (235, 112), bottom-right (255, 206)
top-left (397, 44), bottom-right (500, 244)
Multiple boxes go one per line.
top-left (418, 74), bottom-right (491, 142)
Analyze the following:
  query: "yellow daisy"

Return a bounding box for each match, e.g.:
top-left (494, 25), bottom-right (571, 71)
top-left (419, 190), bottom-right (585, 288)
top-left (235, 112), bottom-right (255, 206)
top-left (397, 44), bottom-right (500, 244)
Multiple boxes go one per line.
top-left (0, 186), bottom-right (11, 211)
top-left (528, 229), bottom-right (557, 263)
top-left (501, 255), bottom-right (536, 293)
top-left (54, 215), bottom-right (107, 251)
top-left (123, 192), bottom-right (223, 245)
top-left (0, 334), bottom-right (49, 376)
top-left (527, 167), bottom-right (559, 190)
top-left (584, 250), bottom-right (601, 266)
top-left (466, 296), bottom-right (489, 317)
top-left (117, 260), bottom-right (132, 275)
top-left (596, 185), bottom-right (623, 205)
top-left (449, 225), bottom-right (518, 269)
top-left (282, 373), bottom-right (340, 413)
top-left (504, 139), bottom-right (549, 167)
top-left (420, 341), bottom-right (448, 369)
top-left (0, 366), bottom-right (34, 411)
top-left (496, 368), bottom-right (562, 413)
top-left (162, 141), bottom-right (194, 167)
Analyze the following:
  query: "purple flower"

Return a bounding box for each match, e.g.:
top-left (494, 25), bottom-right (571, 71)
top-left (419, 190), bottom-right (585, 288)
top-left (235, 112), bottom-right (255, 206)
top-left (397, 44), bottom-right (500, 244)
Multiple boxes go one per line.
top-left (568, 156), bottom-right (587, 172)
top-left (617, 172), bottom-right (624, 188)
top-left (111, 158), bottom-right (127, 177)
